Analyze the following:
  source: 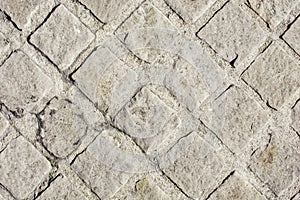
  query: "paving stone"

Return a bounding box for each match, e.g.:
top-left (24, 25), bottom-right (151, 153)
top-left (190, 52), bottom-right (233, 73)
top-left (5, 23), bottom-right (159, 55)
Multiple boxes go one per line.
top-left (30, 5), bottom-right (94, 71)
top-left (242, 43), bottom-right (300, 109)
top-left (283, 18), bottom-right (300, 55)
top-left (71, 127), bottom-right (146, 199)
top-left (0, 136), bottom-right (51, 199)
top-left (247, 0), bottom-right (298, 27)
top-left (249, 126), bottom-right (300, 196)
top-left (79, 0), bottom-right (138, 23)
top-left (0, 113), bottom-right (8, 137)
top-left (209, 86), bottom-right (267, 156)
top-left (36, 175), bottom-right (88, 200)
top-left (165, 0), bottom-right (216, 23)
top-left (0, 32), bottom-right (10, 60)
top-left (163, 132), bottom-right (233, 199)
top-left (40, 86), bottom-right (104, 158)
top-left (0, 50), bottom-right (53, 115)
top-left (292, 100), bottom-right (300, 133)
top-left (208, 172), bottom-right (266, 200)
top-left (0, 0), bottom-right (50, 29)
top-left (197, 2), bottom-right (267, 67)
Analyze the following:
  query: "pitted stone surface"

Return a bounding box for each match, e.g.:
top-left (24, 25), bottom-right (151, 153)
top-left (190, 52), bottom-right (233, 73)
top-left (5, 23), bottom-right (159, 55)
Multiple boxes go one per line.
top-left (198, 2), bottom-right (267, 67)
top-left (208, 172), bottom-right (267, 200)
top-left (249, 126), bottom-right (300, 196)
top-left (242, 43), bottom-right (300, 109)
top-left (0, 0), bottom-right (299, 199)
top-left (247, 0), bottom-right (299, 27)
top-left (30, 5), bottom-right (94, 71)
top-left (0, 136), bottom-right (51, 199)
top-left (283, 18), bottom-right (300, 55)
top-left (0, 50), bottom-right (53, 115)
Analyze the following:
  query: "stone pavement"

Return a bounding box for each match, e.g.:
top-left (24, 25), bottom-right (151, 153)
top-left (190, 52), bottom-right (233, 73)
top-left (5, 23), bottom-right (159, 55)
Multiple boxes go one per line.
top-left (0, 0), bottom-right (299, 199)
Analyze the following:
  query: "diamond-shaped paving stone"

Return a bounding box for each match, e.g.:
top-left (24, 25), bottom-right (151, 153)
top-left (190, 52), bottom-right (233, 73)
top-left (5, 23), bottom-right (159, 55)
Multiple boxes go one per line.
top-left (247, 0), bottom-right (298, 28)
top-left (210, 86), bottom-right (267, 156)
top-left (291, 100), bottom-right (300, 136)
top-left (30, 5), bottom-right (94, 71)
top-left (0, 51), bottom-right (53, 115)
top-left (71, 127), bottom-right (145, 199)
top-left (0, 0), bottom-right (51, 29)
top-left (0, 136), bottom-right (51, 199)
top-left (79, 0), bottom-right (138, 23)
top-left (165, 0), bottom-right (216, 23)
top-left (115, 84), bottom-right (180, 153)
top-left (208, 172), bottom-right (266, 200)
top-left (283, 18), bottom-right (300, 55)
top-left (242, 43), bottom-right (300, 109)
top-left (197, 2), bottom-right (266, 67)
top-left (36, 175), bottom-right (88, 200)
top-left (163, 132), bottom-right (233, 199)
top-left (40, 86), bottom-right (104, 158)
top-left (249, 127), bottom-right (300, 196)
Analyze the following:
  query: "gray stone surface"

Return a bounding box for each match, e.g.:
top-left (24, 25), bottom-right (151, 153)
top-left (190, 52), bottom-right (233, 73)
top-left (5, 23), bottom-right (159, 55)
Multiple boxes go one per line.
top-left (242, 43), bottom-right (300, 109)
top-left (30, 5), bottom-right (94, 71)
top-left (0, 50), bottom-right (53, 115)
top-left (208, 172), bottom-right (266, 200)
top-left (0, 0), bottom-right (299, 199)
top-left (247, 0), bottom-right (299, 27)
top-left (0, 136), bottom-right (51, 199)
top-left (198, 2), bottom-right (267, 67)
top-left (283, 18), bottom-right (300, 55)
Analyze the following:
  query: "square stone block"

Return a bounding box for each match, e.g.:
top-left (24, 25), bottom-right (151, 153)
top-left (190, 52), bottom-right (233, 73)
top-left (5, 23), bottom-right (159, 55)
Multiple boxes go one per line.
top-left (198, 2), bottom-right (266, 67)
top-left (0, 136), bottom-right (51, 199)
top-left (242, 43), bottom-right (300, 109)
top-left (0, 50), bottom-right (53, 115)
top-left (30, 5), bottom-right (94, 70)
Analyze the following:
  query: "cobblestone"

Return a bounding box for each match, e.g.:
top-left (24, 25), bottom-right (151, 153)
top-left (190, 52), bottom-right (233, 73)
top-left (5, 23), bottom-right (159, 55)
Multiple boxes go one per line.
top-left (0, 0), bottom-right (299, 199)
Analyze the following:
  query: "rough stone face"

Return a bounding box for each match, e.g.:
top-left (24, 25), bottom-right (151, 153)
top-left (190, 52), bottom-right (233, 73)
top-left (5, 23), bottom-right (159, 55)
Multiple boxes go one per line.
top-left (242, 43), bottom-right (300, 109)
top-left (36, 175), bottom-right (88, 200)
top-left (163, 132), bottom-right (233, 199)
top-left (210, 86), bottom-right (267, 156)
top-left (197, 2), bottom-right (267, 66)
top-left (249, 127), bottom-right (300, 196)
top-left (165, 0), bottom-right (216, 22)
top-left (71, 127), bottom-right (144, 199)
top-left (0, 113), bottom-right (8, 137)
top-left (208, 173), bottom-right (266, 200)
top-left (0, 0), bottom-right (49, 29)
top-left (79, 0), bottom-right (137, 23)
top-left (247, 0), bottom-right (298, 27)
top-left (30, 5), bottom-right (94, 70)
top-left (0, 136), bottom-right (51, 199)
top-left (0, 33), bottom-right (10, 60)
top-left (115, 84), bottom-right (180, 153)
top-left (291, 100), bottom-right (300, 133)
top-left (283, 18), bottom-right (300, 55)
top-left (0, 50), bottom-right (53, 115)
top-left (40, 86), bottom-right (104, 158)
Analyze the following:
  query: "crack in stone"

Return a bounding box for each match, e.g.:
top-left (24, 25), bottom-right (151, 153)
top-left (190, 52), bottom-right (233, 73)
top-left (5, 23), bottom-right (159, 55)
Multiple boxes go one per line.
top-left (33, 173), bottom-right (60, 200)
top-left (163, 0), bottom-right (186, 23)
top-left (76, 0), bottom-right (106, 25)
top-left (0, 9), bottom-right (22, 31)
top-left (244, 1), bottom-right (270, 29)
top-left (0, 182), bottom-right (17, 200)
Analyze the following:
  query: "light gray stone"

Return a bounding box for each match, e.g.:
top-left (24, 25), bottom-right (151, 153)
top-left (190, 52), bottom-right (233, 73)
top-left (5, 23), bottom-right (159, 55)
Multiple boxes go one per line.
top-left (208, 173), bottom-right (266, 200)
top-left (30, 5), bottom-right (94, 71)
top-left (292, 100), bottom-right (300, 133)
top-left (283, 18), bottom-right (300, 55)
top-left (247, 0), bottom-right (298, 27)
top-left (210, 86), bottom-right (267, 156)
top-left (37, 175), bottom-right (88, 200)
top-left (249, 126), bottom-right (300, 196)
top-left (165, 0), bottom-right (216, 22)
top-left (0, 32), bottom-right (10, 61)
top-left (0, 136), bottom-right (51, 199)
top-left (163, 132), bottom-right (233, 199)
top-left (242, 43), bottom-right (300, 109)
top-left (198, 2), bottom-right (267, 66)
top-left (40, 86), bottom-right (104, 158)
top-left (0, 50), bottom-right (53, 115)
top-left (71, 127), bottom-right (144, 199)
top-left (0, 113), bottom-right (8, 137)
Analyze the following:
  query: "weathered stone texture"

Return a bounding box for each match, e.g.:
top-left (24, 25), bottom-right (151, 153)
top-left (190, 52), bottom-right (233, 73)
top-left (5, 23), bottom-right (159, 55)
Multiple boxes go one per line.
top-left (0, 136), bottom-right (51, 199)
top-left (283, 18), bottom-right (300, 55)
